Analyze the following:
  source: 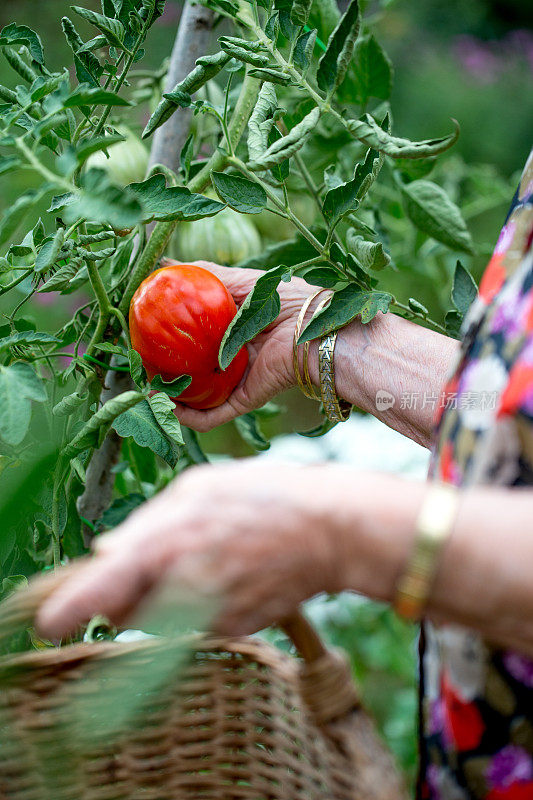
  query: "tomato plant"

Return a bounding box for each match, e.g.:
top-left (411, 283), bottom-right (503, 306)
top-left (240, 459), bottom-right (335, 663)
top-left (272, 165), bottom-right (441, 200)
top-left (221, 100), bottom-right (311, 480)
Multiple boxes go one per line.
top-left (0, 0), bottom-right (487, 595)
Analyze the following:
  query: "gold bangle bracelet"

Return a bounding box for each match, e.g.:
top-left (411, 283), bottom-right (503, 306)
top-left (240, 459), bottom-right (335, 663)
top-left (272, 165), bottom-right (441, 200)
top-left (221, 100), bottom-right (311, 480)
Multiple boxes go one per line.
top-left (303, 295), bottom-right (330, 400)
top-left (318, 330), bottom-right (352, 423)
top-left (394, 483), bottom-right (459, 621)
top-left (293, 290), bottom-right (327, 401)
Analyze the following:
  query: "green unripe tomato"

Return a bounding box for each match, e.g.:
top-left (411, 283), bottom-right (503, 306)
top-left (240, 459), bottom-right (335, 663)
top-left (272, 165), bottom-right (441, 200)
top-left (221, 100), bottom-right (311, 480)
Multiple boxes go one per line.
top-left (171, 206), bottom-right (262, 266)
top-left (86, 127), bottom-right (149, 186)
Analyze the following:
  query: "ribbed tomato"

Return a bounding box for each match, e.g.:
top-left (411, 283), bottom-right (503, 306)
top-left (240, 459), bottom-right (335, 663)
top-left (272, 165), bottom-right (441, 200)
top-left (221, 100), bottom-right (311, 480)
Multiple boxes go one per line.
top-left (129, 261), bottom-right (248, 410)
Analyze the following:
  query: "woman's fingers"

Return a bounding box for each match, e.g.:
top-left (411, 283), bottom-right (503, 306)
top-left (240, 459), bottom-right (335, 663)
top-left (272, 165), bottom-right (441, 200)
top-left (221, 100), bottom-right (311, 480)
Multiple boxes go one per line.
top-left (36, 553), bottom-right (153, 640)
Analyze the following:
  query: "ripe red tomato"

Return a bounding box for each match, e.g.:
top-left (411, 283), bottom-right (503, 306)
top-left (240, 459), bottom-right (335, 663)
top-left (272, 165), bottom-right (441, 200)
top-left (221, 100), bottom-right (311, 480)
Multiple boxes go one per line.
top-left (129, 261), bottom-right (248, 410)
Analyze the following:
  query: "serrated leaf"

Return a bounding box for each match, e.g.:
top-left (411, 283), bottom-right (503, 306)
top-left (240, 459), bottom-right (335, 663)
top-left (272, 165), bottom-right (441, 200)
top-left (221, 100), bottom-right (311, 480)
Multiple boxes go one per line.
top-left (65, 169), bottom-right (142, 229)
top-left (298, 287), bottom-right (392, 343)
top-left (400, 180), bottom-right (474, 253)
top-left (0, 363), bottom-right (47, 445)
top-left (317, 0), bottom-right (360, 94)
top-left (211, 172), bottom-right (266, 214)
top-left (148, 392), bottom-right (184, 446)
top-left (347, 114), bottom-right (460, 159)
top-left (0, 24), bottom-right (44, 64)
top-left (149, 374), bottom-right (191, 397)
top-left (95, 342), bottom-right (128, 356)
top-left (0, 331), bottom-right (60, 352)
top-left (452, 260), bottom-right (477, 314)
top-left (39, 259), bottom-right (82, 292)
top-left (219, 265), bottom-right (289, 370)
top-left (64, 86), bottom-right (131, 108)
top-left (112, 399), bottom-right (179, 468)
top-left (71, 7), bottom-right (126, 49)
top-left (352, 35), bottom-right (392, 105)
top-left (128, 174), bottom-right (225, 223)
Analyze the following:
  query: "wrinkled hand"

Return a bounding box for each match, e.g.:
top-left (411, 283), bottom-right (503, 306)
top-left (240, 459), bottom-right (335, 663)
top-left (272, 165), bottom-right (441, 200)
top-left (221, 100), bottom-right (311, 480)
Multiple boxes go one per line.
top-left (173, 261), bottom-right (327, 431)
top-left (36, 460), bottom-right (348, 641)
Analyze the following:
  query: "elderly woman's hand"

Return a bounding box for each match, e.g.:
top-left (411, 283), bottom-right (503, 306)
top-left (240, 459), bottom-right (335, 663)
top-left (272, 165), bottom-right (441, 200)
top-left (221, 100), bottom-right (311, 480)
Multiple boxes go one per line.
top-left (172, 261), bottom-right (327, 432)
top-left (36, 460), bottom-right (373, 641)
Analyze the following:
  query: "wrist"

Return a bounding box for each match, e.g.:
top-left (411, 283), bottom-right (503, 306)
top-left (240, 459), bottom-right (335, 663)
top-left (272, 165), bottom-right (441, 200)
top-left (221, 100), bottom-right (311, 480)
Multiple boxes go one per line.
top-left (333, 471), bottom-right (425, 603)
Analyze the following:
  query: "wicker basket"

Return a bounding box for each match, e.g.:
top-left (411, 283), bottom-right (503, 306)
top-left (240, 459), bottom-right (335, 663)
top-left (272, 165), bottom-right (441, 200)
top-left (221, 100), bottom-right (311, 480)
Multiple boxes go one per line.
top-left (0, 570), bottom-right (407, 800)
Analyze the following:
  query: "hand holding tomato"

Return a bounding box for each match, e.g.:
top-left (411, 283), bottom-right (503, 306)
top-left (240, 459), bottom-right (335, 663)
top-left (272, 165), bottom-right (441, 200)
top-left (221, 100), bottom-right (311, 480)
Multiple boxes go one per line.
top-left (166, 261), bottom-right (327, 430)
top-left (129, 262), bottom-right (249, 409)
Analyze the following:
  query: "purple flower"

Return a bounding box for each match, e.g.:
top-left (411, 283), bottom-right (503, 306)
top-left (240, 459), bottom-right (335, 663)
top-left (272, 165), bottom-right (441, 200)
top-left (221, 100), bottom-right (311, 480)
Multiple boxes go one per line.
top-left (453, 36), bottom-right (499, 83)
top-left (486, 745), bottom-right (533, 789)
top-left (426, 764), bottom-right (442, 800)
top-left (503, 651), bottom-right (533, 688)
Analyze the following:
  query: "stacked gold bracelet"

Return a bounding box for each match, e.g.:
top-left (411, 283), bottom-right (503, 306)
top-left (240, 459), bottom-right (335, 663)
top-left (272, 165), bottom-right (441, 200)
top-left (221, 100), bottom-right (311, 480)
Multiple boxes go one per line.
top-left (293, 292), bottom-right (352, 423)
top-left (394, 483), bottom-right (459, 621)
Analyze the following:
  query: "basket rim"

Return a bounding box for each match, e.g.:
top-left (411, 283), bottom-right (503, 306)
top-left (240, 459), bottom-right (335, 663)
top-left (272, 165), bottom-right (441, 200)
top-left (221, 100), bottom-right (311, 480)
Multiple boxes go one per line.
top-left (0, 633), bottom-right (298, 681)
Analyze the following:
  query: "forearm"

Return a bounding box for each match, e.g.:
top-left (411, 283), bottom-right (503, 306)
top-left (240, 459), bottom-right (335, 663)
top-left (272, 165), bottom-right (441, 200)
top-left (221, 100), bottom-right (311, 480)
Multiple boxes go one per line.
top-left (307, 312), bottom-right (458, 448)
top-left (336, 472), bottom-right (533, 656)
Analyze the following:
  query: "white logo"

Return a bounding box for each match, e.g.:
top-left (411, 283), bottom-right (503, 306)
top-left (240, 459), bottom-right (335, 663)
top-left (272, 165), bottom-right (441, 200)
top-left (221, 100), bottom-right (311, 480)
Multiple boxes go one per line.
top-left (375, 390), bottom-right (395, 411)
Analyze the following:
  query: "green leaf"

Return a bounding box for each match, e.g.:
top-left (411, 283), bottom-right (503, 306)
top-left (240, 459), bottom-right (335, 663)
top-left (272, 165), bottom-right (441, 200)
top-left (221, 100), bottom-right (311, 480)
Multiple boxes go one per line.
top-left (408, 298), bottom-right (428, 316)
top-left (65, 169), bottom-right (143, 229)
top-left (347, 235), bottom-right (390, 271)
top-left (112, 399), bottom-right (180, 468)
top-left (248, 107), bottom-right (320, 171)
top-left (352, 35), bottom-right (392, 105)
top-left (100, 493), bottom-right (145, 530)
top-left (0, 156), bottom-right (21, 177)
top-left (445, 309), bottom-right (462, 339)
top-left (35, 228), bottom-right (66, 274)
top-left (0, 331), bottom-right (60, 352)
top-left (38, 259), bottom-right (83, 292)
top-left (322, 144), bottom-right (383, 227)
top-left (148, 392), bottom-right (184, 446)
top-left (211, 172), bottom-right (267, 215)
top-left (298, 287), bottom-right (392, 343)
top-left (0, 191), bottom-right (43, 251)
top-left (234, 413), bottom-right (270, 451)
top-left (247, 83), bottom-right (277, 163)
top-left (347, 114), bottom-right (460, 159)
top-left (128, 174), bottom-right (225, 223)
top-left (65, 390), bottom-right (144, 456)
top-left (218, 40), bottom-right (269, 68)
top-left (293, 29), bottom-right (317, 74)
top-left (0, 24), bottom-right (44, 64)
top-left (317, 0), bottom-right (360, 94)
top-left (64, 86), bottom-right (131, 108)
top-left (180, 133), bottom-right (194, 180)
top-left (71, 7), bottom-right (126, 49)
top-left (74, 133), bottom-right (126, 165)
top-left (237, 227), bottom-right (324, 270)
top-left (247, 68), bottom-right (293, 87)
top-left (52, 391), bottom-right (86, 417)
top-left (95, 342), bottom-right (128, 357)
top-left (48, 192), bottom-right (75, 213)
top-left (0, 363), bottom-right (47, 445)
top-left (219, 265), bottom-right (289, 370)
top-left (149, 374), bottom-right (192, 397)
top-left (181, 426), bottom-right (209, 464)
top-left (290, 0), bottom-right (313, 26)
top-left (128, 348), bottom-right (145, 386)
top-left (452, 260), bottom-right (477, 315)
top-left (400, 180), bottom-right (474, 253)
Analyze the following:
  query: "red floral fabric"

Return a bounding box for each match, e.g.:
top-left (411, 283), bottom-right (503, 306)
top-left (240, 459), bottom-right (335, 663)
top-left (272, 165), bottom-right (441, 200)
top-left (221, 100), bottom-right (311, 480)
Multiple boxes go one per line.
top-left (420, 150), bottom-right (533, 800)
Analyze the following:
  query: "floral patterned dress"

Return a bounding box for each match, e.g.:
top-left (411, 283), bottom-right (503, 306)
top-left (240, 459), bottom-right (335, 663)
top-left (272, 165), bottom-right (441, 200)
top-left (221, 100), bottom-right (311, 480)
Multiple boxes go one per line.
top-left (420, 149), bottom-right (533, 800)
